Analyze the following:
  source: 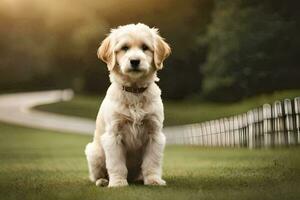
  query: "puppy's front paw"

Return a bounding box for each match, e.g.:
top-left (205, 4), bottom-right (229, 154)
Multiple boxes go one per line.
top-left (95, 178), bottom-right (109, 187)
top-left (144, 175), bottom-right (166, 186)
top-left (108, 179), bottom-right (128, 187)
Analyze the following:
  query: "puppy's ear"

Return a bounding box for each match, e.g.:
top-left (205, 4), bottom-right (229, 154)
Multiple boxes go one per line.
top-left (97, 35), bottom-right (116, 71)
top-left (153, 30), bottom-right (171, 70)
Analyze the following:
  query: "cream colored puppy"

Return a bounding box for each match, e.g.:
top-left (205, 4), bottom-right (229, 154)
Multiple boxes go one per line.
top-left (85, 23), bottom-right (171, 187)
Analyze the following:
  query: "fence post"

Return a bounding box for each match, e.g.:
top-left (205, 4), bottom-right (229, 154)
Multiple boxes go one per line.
top-left (179, 127), bottom-right (183, 145)
top-left (294, 97), bottom-right (300, 143)
top-left (174, 127), bottom-right (179, 145)
top-left (189, 124), bottom-right (195, 145)
top-left (194, 124), bottom-right (200, 145)
top-left (191, 124), bottom-right (195, 145)
top-left (169, 128), bottom-right (174, 145)
top-left (284, 99), bottom-right (295, 145)
top-left (237, 114), bottom-right (244, 147)
top-left (272, 101), bottom-right (285, 146)
top-left (253, 108), bottom-right (260, 148)
top-left (233, 116), bottom-right (239, 147)
top-left (215, 120), bottom-right (221, 147)
top-left (178, 127), bottom-right (183, 145)
top-left (170, 128), bottom-right (174, 145)
top-left (247, 110), bottom-right (254, 149)
top-left (263, 104), bottom-right (273, 147)
top-left (187, 125), bottom-right (191, 145)
top-left (171, 129), bottom-right (175, 145)
top-left (224, 118), bottom-right (230, 147)
top-left (210, 121), bottom-right (214, 147)
top-left (242, 113), bottom-right (248, 147)
top-left (215, 120), bottom-right (219, 146)
top-left (219, 118), bottom-right (225, 147)
top-left (203, 122), bottom-right (208, 146)
top-left (185, 126), bottom-right (190, 145)
top-left (200, 123), bottom-right (204, 146)
top-left (208, 121), bottom-right (213, 146)
top-left (258, 107), bottom-right (264, 148)
top-left (229, 117), bottom-right (234, 146)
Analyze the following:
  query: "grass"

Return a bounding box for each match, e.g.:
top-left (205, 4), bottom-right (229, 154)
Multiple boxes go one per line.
top-left (36, 89), bottom-right (300, 126)
top-left (1, 122), bottom-right (300, 200)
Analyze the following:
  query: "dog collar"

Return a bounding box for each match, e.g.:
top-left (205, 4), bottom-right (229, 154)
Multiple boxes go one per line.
top-left (122, 86), bottom-right (148, 94)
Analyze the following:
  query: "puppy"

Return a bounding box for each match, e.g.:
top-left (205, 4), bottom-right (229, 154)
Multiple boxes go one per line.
top-left (85, 23), bottom-right (171, 187)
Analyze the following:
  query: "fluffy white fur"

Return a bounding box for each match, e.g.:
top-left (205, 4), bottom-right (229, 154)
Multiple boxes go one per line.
top-left (85, 23), bottom-right (171, 187)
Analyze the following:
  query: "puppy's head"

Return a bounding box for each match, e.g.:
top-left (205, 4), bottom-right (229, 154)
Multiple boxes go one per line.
top-left (97, 23), bottom-right (170, 82)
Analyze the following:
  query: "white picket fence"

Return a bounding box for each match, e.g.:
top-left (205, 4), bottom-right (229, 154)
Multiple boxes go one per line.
top-left (164, 97), bottom-right (300, 148)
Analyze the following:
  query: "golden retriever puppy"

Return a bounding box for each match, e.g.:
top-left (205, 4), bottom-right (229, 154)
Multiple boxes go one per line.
top-left (85, 23), bottom-right (171, 187)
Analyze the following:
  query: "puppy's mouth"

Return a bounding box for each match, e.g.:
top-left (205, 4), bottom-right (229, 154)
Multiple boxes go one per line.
top-left (128, 68), bottom-right (143, 73)
top-left (128, 69), bottom-right (142, 73)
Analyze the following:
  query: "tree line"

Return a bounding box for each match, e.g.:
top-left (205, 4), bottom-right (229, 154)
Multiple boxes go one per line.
top-left (0, 0), bottom-right (298, 101)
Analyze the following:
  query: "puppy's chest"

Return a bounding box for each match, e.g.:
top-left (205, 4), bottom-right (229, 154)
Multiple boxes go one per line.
top-left (116, 102), bottom-right (152, 149)
top-left (126, 103), bottom-right (147, 124)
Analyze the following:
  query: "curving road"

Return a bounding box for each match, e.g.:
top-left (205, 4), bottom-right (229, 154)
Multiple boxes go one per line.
top-left (0, 90), bottom-right (95, 135)
top-left (0, 89), bottom-right (177, 143)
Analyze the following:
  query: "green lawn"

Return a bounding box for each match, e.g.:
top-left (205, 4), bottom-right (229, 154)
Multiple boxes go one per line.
top-left (36, 89), bottom-right (300, 126)
top-left (1, 123), bottom-right (300, 200)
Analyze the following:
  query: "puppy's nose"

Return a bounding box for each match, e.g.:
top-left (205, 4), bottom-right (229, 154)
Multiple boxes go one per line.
top-left (130, 59), bottom-right (140, 68)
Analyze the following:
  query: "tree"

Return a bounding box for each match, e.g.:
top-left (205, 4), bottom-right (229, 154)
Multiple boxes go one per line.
top-left (201, 0), bottom-right (300, 101)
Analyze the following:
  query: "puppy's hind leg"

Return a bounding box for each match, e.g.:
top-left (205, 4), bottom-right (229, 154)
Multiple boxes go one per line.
top-left (85, 141), bottom-right (107, 186)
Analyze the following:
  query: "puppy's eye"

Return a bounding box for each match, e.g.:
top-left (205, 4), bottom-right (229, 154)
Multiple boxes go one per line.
top-left (141, 44), bottom-right (149, 51)
top-left (121, 45), bottom-right (129, 51)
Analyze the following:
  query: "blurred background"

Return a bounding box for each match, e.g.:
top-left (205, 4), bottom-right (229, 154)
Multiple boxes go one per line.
top-left (1, 1), bottom-right (300, 199)
top-left (1, 0), bottom-right (299, 102)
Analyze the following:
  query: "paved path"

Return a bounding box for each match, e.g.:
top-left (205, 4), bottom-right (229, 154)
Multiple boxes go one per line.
top-left (0, 90), bottom-right (95, 135)
top-left (0, 89), bottom-right (177, 140)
